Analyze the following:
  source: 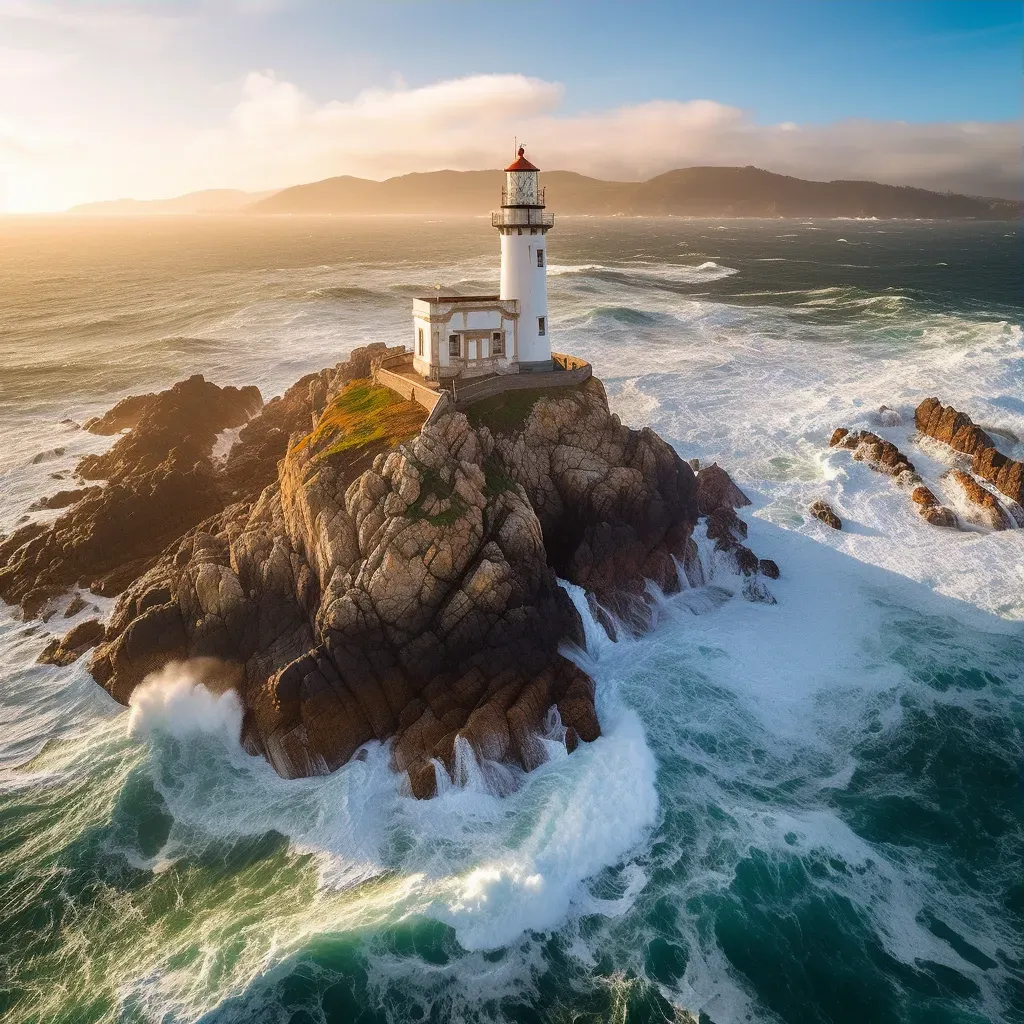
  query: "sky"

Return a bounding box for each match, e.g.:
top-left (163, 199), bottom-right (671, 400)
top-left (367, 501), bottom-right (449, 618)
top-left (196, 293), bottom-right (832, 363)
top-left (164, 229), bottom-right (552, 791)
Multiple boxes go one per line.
top-left (0, 0), bottom-right (1021, 212)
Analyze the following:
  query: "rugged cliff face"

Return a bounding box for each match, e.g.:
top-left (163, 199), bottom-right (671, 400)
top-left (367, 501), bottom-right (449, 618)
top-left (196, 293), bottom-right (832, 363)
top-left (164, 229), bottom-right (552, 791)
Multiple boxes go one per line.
top-left (0, 375), bottom-right (262, 615)
top-left (5, 350), bottom-right (770, 796)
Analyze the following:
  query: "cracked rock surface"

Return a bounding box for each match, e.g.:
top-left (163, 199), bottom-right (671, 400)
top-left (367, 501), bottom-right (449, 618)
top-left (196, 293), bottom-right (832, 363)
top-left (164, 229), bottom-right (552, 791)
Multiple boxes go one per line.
top-left (86, 371), bottom-right (702, 795)
top-left (7, 354), bottom-right (772, 797)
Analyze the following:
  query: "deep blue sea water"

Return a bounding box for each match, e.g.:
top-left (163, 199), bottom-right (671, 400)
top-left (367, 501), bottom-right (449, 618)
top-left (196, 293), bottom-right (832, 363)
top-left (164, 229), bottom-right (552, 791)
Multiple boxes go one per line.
top-left (0, 216), bottom-right (1021, 1023)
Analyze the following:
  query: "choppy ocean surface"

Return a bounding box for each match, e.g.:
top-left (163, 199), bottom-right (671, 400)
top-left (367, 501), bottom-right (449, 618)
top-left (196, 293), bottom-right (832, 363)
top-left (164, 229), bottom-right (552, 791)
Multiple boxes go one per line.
top-left (0, 216), bottom-right (1021, 1024)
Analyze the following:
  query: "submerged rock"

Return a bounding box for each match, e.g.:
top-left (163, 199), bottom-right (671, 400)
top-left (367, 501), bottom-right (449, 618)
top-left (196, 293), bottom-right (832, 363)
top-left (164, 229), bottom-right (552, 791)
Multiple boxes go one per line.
top-left (829, 427), bottom-right (957, 528)
top-left (38, 618), bottom-right (104, 666)
top-left (946, 470), bottom-right (1011, 530)
top-left (915, 397), bottom-right (1024, 506)
top-left (809, 500), bottom-right (842, 530)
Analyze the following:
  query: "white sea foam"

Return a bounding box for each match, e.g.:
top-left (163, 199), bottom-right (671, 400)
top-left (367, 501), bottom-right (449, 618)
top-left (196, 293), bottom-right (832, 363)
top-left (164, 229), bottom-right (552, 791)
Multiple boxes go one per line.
top-left (549, 261), bottom-right (738, 284)
top-left (1, 221), bottom-right (1021, 1024)
top-left (119, 632), bottom-right (659, 962)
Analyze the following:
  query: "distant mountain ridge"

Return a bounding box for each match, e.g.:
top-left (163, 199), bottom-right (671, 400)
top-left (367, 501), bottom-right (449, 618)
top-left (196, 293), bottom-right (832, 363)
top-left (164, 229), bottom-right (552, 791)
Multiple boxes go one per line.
top-left (68, 169), bottom-right (1021, 219)
top-left (249, 166), bottom-right (1020, 219)
top-left (69, 188), bottom-right (276, 215)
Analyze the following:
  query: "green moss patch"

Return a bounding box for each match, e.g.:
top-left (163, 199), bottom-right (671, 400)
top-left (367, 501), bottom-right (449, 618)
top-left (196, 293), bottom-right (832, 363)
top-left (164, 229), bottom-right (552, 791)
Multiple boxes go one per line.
top-left (293, 379), bottom-right (426, 463)
top-left (483, 457), bottom-right (519, 499)
top-left (465, 384), bottom-right (583, 435)
top-left (404, 465), bottom-right (469, 527)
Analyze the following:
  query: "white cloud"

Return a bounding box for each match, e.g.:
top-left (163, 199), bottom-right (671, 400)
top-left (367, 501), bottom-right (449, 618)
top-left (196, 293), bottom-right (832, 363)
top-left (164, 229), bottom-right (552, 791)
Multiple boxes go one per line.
top-left (188, 72), bottom-right (1020, 200)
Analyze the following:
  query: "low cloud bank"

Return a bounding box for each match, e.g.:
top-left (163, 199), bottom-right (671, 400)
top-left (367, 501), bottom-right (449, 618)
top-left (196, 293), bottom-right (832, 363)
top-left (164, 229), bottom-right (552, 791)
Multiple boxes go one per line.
top-left (2, 70), bottom-right (1020, 210)
top-left (205, 72), bottom-right (1021, 201)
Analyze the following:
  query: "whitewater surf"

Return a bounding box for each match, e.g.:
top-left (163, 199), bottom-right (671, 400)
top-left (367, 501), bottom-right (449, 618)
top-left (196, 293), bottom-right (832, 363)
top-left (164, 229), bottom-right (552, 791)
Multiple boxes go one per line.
top-left (0, 217), bottom-right (1020, 1023)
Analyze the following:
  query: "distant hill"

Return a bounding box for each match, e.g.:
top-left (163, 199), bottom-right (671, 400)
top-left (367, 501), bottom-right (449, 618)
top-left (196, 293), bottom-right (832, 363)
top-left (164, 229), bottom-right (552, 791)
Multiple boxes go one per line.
top-left (248, 166), bottom-right (1021, 220)
top-left (68, 188), bottom-right (276, 215)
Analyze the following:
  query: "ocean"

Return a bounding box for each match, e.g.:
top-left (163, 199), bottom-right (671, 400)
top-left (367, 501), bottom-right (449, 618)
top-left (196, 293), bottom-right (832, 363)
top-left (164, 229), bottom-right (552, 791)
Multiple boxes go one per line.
top-left (0, 215), bottom-right (1021, 1024)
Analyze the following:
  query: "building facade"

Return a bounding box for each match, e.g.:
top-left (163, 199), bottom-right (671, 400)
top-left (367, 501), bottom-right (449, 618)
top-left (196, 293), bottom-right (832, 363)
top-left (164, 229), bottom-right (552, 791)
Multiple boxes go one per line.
top-left (411, 146), bottom-right (554, 381)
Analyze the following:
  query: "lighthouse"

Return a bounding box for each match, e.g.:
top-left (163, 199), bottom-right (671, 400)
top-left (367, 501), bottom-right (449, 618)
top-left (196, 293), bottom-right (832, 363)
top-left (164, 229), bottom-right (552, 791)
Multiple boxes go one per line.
top-left (409, 145), bottom-right (557, 381)
top-left (492, 146), bottom-right (554, 371)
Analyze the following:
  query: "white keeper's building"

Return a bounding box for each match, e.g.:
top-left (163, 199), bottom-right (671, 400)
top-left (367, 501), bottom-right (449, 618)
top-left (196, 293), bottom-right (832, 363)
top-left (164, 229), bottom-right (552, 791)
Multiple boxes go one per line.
top-left (412, 146), bottom-right (554, 381)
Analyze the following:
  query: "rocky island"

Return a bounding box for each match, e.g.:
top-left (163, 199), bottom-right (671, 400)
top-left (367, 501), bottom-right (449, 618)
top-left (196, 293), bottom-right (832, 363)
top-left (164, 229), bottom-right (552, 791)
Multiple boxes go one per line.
top-left (0, 344), bottom-right (770, 796)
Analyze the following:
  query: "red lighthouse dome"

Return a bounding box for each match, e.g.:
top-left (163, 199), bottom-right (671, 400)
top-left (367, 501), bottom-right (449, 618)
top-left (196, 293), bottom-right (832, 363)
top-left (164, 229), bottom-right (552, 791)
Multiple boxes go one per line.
top-left (504, 146), bottom-right (539, 172)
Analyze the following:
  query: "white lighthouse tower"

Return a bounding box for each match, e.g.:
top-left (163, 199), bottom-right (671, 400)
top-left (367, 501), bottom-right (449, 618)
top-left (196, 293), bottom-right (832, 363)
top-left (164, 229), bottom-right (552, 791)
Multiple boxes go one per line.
top-left (492, 146), bottom-right (554, 371)
top-left (409, 145), bottom-right (563, 382)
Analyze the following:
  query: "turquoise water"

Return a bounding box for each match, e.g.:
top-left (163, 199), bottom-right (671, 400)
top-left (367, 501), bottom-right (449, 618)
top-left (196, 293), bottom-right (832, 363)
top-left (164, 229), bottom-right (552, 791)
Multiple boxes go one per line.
top-left (0, 218), bottom-right (1021, 1023)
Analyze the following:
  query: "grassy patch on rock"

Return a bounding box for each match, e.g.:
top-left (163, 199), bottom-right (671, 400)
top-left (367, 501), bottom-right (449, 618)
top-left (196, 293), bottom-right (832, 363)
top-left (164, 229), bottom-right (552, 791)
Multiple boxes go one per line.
top-left (465, 384), bottom-right (583, 435)
top-left (293, 379), bottom-right (425, 462)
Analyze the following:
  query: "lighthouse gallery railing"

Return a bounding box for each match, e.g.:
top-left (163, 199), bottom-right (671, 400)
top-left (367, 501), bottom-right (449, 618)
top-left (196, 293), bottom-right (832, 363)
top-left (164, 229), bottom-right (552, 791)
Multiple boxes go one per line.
top-left (491, 208), bottom-right (555, 228)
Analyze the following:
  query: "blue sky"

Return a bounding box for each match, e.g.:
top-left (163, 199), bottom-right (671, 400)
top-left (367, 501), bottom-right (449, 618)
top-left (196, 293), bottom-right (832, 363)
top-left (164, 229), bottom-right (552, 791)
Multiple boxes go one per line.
top-left (232, 0), bottom-right (1023, 123)
top-left (0, 0), bottom-right (1020, 210)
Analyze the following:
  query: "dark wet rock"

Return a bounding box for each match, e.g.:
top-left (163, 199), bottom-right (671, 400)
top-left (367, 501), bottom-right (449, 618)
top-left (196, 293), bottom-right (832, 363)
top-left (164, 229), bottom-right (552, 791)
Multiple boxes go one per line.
top-left (64, 594), bottom-right (89, 617)
top-left (29, 487), bottom-right (102, 512)
top-left (848, 430), bottom-right (916, 478)
top-left (688, 465), bottom-right (770, 580)
top-left (915, 397), bottom-right (993, 458)
top-left (743, 576), bottom-right (777, 604)
top-left (908, 484), bottom-right (958, 529)
top-left (972, 446), bottom-right (1024, 506)
top-left (694, 463), bottom-right (751, 516)
top-left (758, 558), bottom-right (780, 579)
top-left (947, 470), bottom-right (1011, 530)
top-left (7, 349), bottom-right (772, 799)
top-left (31, 447), bottom-right (65, 465)
top-left (0, 376), bottom-right (263, 615)
top-left (829, 427), bottom-right (957, 529)
top-left (38, 618), bottom-right (105, 666)
top-left (918, 504), bottom-right (958, 528)
top-left (85, 393), bottom-right (159, 435)
top-left (77, 374), bottom-right (262, 482)
top-left (810, 500), bottom-right (842, 530)
top-left (832, 426), bottom-right (915, 478)
top-left (915, 398), bottom-right (1023, 506)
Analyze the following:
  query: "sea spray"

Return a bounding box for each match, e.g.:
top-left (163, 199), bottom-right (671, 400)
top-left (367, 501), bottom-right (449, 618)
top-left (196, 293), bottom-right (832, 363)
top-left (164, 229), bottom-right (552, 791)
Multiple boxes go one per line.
top-left (128, 661), bottom-right (244, 742)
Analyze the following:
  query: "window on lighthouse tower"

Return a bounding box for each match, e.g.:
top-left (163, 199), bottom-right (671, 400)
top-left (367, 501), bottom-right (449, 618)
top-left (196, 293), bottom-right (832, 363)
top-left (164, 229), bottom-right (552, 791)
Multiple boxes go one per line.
top-left (538, 317), bottom-right (546, 336)
top-left (537, 249), bottom-right (545, 268)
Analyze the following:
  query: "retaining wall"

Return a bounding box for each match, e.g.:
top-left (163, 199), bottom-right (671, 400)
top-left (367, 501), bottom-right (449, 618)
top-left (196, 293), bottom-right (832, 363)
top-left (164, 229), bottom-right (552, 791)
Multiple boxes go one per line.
top-left (452, 353), bottom-right (591, 410)
top-left (375, 350), bottom-right (591, 417)
top-left (375, 367), bottom-right (444, 415)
